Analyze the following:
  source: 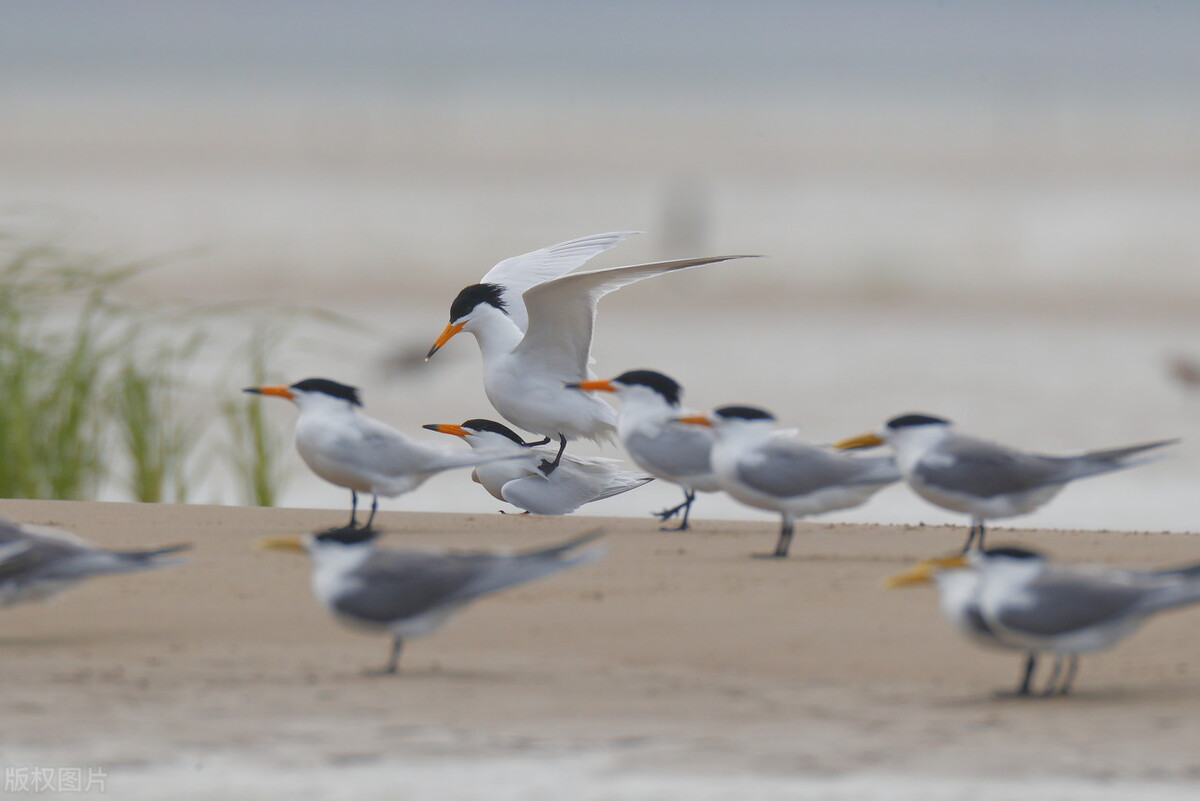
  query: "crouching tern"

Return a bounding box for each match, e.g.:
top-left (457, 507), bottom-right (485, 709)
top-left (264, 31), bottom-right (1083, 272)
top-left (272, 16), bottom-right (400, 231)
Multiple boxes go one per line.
top-left (244, 378), bottom-right (523, 527)
top-left (262, 526), bottom-right (606, 673)
top-left (0, 517), bottom-right (189, 607)
top-left (676, 406), bottom-right (900, 557)
top-left (835, 414), bottom-right (1178, 551)
top-left (422, 418), bottom-right (653, 515)
top-left (568, 369), bottom-right (720, 531)
top-left (424, 230), bottom-right (756, 475)
top-left (886, 547), bottom-right (1200, 696)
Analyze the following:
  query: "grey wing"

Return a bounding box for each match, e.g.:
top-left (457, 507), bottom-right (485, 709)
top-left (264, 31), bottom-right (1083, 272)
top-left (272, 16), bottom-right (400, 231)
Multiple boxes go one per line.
top-left (915, 436), bottom-right (1071, 498)
top-left (339, 419), bottom-right (499, 478)
top-left (738, 441), bottom-right (895, 499)
top-left (331, 551), bottom-right (495, 623)
top-left (993, 574), bottom-right (1149, 636)
top-left (626, 427), bottom-right (713, 480)
top-left (480, 231), bottom-right (640, 332)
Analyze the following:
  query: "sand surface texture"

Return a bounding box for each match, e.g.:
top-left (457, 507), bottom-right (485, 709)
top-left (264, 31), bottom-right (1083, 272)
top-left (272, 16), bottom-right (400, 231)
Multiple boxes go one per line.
top-left (3, 499), bottom-right (1200, 799)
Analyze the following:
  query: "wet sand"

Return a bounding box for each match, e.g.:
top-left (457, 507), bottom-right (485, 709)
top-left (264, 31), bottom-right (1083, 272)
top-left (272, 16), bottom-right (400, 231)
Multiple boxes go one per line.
top-left (2, 499), bottom-right (1200, 798)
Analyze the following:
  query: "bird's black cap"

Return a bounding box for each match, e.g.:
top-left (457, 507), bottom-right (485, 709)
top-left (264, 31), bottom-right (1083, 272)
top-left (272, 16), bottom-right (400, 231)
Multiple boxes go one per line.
top-left (714, 405), bottom-right (775, 422)
top-left (613, 370), bottom-right (682, 406)
top-left (984, 546), bottom-right (1045, 560)
top-left (449, 283), bottom-right (508, 322)
top-left (314, 525), bottom-right (380, 545)
top-left (885, 413), bottom-right (949, 429)
top-left (462, 418), bottom-right (526, 446)
top-left (290, 378), bottom-right (363, 407)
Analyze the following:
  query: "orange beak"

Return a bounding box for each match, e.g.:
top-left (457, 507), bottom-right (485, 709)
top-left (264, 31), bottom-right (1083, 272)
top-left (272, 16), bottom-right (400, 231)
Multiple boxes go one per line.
top-left (833, 432), bottom-right (885, 450)
top-left (243, 385), bottom-right (295, 400)
top-left (426, 322), bottom-right (465, 360)
top-left (567, 379), bottom-right (617, 392)
top-left (673, 414), bottom-right (712, 427)
top-left (422, 423), bottom-right (469, 438)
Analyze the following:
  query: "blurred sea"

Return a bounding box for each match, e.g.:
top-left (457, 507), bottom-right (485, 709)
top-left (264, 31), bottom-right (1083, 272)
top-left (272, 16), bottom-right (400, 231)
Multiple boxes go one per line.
top-left (3, 1), bottom-right (1199, 533)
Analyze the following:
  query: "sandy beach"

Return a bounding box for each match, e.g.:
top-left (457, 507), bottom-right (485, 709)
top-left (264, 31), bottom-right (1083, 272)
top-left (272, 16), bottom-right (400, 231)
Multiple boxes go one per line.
top-left (3, 498), bottom-right (1200, 799)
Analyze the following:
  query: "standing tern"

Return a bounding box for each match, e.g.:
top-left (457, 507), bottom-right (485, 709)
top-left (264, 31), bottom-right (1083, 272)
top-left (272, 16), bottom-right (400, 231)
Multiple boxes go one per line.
top-left (424, 231), bottom-right (755, 474)
top-left (261, 526), bottom-right (605, 673)
top-left (835, 414), bottom-right (1178, 551)
top-left (887, 547), bottom-right (1200, 695)
top-left (568, 369), bottom-right (720, 531)
top-left (677, 406), bottom-right (900, 557)
top-left (0, 517), bottom-right (189, 607)
top-left (244, 378), bottom-right (522, 527)
top-left (422, 418), bottom-right (653, 515)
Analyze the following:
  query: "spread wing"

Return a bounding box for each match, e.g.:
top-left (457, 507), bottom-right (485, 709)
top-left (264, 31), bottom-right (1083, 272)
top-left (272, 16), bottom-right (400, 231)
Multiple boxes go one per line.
top-left (514, 255), bottom-right (753, 382)
top-left (480, 231), bottom-right (640, 332)
top-left (915, 435), bottom-right (1072, 498)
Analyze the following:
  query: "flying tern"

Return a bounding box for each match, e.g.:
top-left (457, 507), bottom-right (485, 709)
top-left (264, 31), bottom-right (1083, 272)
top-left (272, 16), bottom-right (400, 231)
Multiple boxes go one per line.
top-left (262, 526), bottom-right (605, 673)
top-left (0, 517), bottom-right (189, 608)
top-left (568, 369), bottom-right (719, 530)
top-left (835, 414), bottom-right (1178, 551)
top-left (424, 231), bottom-right (755, 474)
top-left (422, 418), bottom-right (653, 515)
top-left (887, 546), bottom-right (1200, 695)
top-left (677, 406), bottom-right (900, 557)
top-left (244, 378), bottom-right (522, 527)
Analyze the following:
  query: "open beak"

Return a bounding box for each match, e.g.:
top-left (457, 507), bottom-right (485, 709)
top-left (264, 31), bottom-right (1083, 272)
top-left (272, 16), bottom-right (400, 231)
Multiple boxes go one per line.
top-left (672, 414), bottom-right (712, 427)
top-left (422, 423), bottom-right (469, 438)
top-left (243, 385), bottom-right (294, 400)
top-left (882, 554), bottom-right (968, 588)
top-left (566, 379), bottom-right (617, 392)
top-left (259, 536), bottom-right (307, 553)
top-left (833, 432), bottom-right (885, 450)
top-left (425, 322), bottom-right (465, 360)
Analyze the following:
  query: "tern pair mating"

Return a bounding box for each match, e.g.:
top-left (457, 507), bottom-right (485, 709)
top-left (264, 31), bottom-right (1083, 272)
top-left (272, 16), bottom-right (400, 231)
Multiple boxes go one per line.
top-left (887, 547), bottom-right (1200, 696)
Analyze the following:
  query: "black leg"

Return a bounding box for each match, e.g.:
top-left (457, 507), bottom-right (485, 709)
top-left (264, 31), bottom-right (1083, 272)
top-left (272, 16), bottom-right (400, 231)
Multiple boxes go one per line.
top-left (657, 490), bottom-right (696, 532)
top-left (977, 520), bottom-right (988, 551)
top-left (364, 494), bottom-right (379, 528)
top-left (384, 635), bottom-right (403, 674)
top-left (1042, 654), bottom-right (1064, 696)
top-left (522, 436), bottom-right (552, 447)
top-left (756, 516), bottom-right (793, 558)
top-left (1016, 652), bottom-right (1037, 696)
top-left (349, 491), bottom-right (359, 528)
top-left (538, 435), bottom-right (567, 475)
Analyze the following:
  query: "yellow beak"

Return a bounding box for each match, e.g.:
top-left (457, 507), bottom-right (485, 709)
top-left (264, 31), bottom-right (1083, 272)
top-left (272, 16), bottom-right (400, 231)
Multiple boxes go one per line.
top-left (423, 423), bottom-right (469, 438)
top-left (425, 321), bottom-right (465, 360)
top-left (259, 536), bottom-right (307, 553)
top-left (243, 385), bottom-right (295, 400)
top-left (833, 432), bottom-right (885, 450)
top-left (882, 554), bottom-right (968, 588)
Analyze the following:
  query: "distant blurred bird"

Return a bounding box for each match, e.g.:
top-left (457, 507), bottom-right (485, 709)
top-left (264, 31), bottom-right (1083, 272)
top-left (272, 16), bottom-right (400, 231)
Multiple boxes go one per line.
top-left (677, 406), bottom-right (900, 557)
top-left (0, 517), bottom-right (189, 607)
top-left (244, 378), bottom-right (522, 527)
top-left (261, 526), bottom-right (606, 673)
top-left (568, 369), bottom-right (719, 531)
top-left (424, 231), bottom-right (755, 475)
top-left (422, 419), bottom-right (652, 515)
top-left (836, 414), bottom-right (1178, 551)
top-left (886, 546), bottom-right (1200, 696)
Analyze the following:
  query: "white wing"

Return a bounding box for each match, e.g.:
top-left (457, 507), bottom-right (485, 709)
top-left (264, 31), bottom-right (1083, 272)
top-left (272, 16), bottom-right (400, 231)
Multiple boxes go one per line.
top-left (481, 231), bottom-right (641, 332)
top-left (514, 255), bottom-right (754, 382)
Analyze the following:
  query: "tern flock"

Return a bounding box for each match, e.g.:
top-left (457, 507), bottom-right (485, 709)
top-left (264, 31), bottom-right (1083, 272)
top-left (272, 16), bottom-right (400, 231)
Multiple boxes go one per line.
top-left (4, 230), bottom-right (1196, 692)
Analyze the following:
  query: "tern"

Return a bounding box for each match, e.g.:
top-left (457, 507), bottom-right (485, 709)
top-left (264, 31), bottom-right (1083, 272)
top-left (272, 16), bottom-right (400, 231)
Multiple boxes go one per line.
top-left (0, 517), bottom-right (189, 607)
top-left (676, 406), bottom-right (900, 557)
top-left (424, 231), bottom-right (755, 475)
top-left (835, 414), bottom-right (1178, 551)
top-left (568, 369), bottom-right (719, 531)
top-left (262, 526), bottom-right (605, 673)
top-left (244, 378), bottom-right (522, 527)
top-left (422, 418), bottom-right (653, 515)
top-left (887, 546), bottom-right (1200, 695)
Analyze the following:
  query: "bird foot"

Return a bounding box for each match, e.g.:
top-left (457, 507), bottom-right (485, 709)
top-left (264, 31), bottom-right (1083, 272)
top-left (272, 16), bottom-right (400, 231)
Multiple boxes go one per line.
top-left (751, 552), bottom-right (789, 559)
top-left (537, 459), bottom-right (559, 476)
